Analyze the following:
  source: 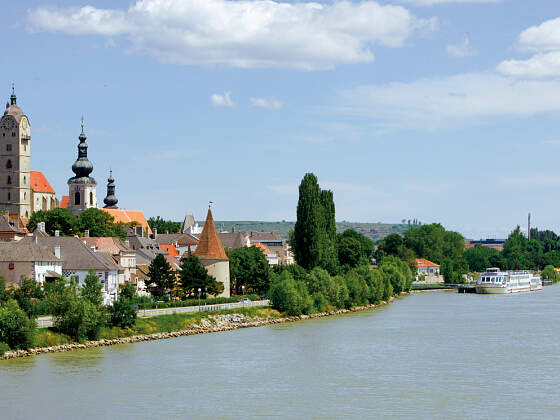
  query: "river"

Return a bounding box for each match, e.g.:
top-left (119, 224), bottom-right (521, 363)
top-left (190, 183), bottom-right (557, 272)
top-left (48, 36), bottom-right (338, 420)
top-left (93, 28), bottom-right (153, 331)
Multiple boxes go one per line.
top-left (2, 287), bottom-right (560, 419)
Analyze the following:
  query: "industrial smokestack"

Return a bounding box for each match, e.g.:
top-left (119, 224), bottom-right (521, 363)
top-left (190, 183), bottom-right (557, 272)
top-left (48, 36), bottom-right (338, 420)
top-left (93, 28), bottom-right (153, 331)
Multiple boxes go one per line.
top-left (528, 212), bottom-right (531, 240)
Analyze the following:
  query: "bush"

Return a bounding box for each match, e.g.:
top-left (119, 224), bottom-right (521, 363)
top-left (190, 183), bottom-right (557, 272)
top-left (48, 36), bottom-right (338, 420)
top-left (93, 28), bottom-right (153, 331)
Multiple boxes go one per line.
top-left (0, 300), bottom-right (36, 350)
top-left (268, 271), bottom-right (312, 316)
top-left (541, 265), bottom-right (560, 283)
top-left (109, 284), bottom-right (137, 328)
top-left (0, 342), bottom-right (10, 354)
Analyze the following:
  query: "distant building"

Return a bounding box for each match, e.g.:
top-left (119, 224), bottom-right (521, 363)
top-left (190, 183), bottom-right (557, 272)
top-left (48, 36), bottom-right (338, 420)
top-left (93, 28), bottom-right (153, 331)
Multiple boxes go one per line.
top-left (218, 232), bottom-right (250, 251)
top-left (252, 242), bottom-right (281, 265)
top-left (249, 231), bottom-right (288, 264)
top-left (416, 258), bottom-right (440, 276)
top-left (154, 232), bottom-right (199, 257)
top-left (67, 122), bottom-right (98, 214)
top-left (82, 237), bottom-right (137, 287)
top-left (30, 171), bottom-right (58, 212)
top-left (0, 213), bottom-right (25, 241)
top-left (0, 241), bottom-right (62, 287)
top-left (465, 239), bottom-right (506, 251)
top-left (102, 208), bottom-right (152, 236)
top-left (193, 208), bottom-right (230, 298)
top-left (182, 214), bottom-right (202, 235)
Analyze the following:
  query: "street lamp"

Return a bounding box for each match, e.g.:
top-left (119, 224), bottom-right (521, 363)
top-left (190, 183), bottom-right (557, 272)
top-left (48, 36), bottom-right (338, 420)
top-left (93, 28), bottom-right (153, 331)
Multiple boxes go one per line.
top-left (241, 285), bottom-right (245, 309)
top-left (198, 287), bottom-right (201, 310)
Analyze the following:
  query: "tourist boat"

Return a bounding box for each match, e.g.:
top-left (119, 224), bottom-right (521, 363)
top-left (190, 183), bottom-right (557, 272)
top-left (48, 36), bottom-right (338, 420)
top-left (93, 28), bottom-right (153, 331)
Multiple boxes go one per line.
top-left (475, 268), bottom-right (542, 294)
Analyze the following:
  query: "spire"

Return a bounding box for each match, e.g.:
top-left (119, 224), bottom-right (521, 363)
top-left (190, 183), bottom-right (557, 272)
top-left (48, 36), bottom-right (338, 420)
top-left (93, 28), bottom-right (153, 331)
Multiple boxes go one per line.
top-left (10, 83), bottom-right (16, 106)
top-left (69, 118), bottom-right (95, 183)
top-left (103, 169), bottom-right (118, 208)
top-left (193, 208), bottom-right (228, 261)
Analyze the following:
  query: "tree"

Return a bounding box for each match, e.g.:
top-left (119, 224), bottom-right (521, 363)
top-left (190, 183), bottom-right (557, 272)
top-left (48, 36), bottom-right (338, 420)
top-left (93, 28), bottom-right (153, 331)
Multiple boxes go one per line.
top-left (268, 271), bottom-right (312, 316)
top-left (228, 246), bottom-right (271, 294)
top-left (379, 256), bottom-right (414, 293)
top-left (78, 208), bottom-right (126, 240)
top-left (541, 265), bottom-right (560, 283)
top-left (109, 284), bottom-right (137, 328)
top-left (404, 223), bottom-right (464, 264)
top-left (0, 277), bottom-right (10, 304)
top-left (148, 216), bottom-right (182, 234)
top-left (27, 208), bottom-right (78, 236)
top-left (11, 276), bottom-right (44, 318)
top-left (337, 229), bottom-right (375, 268)
top-left (464, 245), bottom-right (504, 272)
top-left (293, 173), bottom-right (338, 273)
top-left (147, 254), bottom-right (175, 297)
top-left (82, 269), bottom-right (103, 307)
top-left (179, 255), bottom-right (224, 298)
top-left (0, 300), bottom-right (36, 350)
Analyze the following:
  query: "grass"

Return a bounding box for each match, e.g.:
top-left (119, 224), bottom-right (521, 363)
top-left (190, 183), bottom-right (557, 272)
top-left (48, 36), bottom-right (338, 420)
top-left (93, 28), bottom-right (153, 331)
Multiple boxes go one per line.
top-left (30, 307), bottom-right (282, 347)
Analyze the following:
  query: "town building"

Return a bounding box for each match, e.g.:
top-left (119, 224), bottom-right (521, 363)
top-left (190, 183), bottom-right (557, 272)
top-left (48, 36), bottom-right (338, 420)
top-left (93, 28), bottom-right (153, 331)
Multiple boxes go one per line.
top-left (182, 214), bottom-right (203, 235)
top-left (30, 171), bottom-right (58, 212)
top-left (252, 242), bottom-right (281, 265)
top-left (249, 231), bottom-right (286, 264)
top-left (82, 237), bottom-right (137, 287)
top-left (193, 208), bottom-right (230, 298)
top-left (416, 258), bottom-right (440, 276)
top-left (219, 232), bottom-right (251, 251)
top-left (154, 232), bottom-right (199, 257)
top-left (0, 241), bottom-right (62, 287)
top-left (22, 230), bottom-right (121, 304)
top-left (0, 213), bottom-right (25, 241)
top-left (66, 122), bottom-right (98, 214)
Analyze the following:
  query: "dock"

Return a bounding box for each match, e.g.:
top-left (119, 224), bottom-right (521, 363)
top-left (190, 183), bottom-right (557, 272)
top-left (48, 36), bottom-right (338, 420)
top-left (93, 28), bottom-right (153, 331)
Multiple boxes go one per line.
top-left (457, 284), bottom-right (476, 293)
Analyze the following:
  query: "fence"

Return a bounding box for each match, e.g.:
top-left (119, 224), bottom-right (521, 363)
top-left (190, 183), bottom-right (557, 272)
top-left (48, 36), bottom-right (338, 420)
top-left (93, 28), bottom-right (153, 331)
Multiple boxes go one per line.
top-left (35, 300), bottom-right (271, 328)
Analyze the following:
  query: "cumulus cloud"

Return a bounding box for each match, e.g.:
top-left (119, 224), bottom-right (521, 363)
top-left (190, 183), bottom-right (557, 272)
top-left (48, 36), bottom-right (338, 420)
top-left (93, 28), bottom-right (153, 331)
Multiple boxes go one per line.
top-left (446, 36), bottom-right (477, 58)
top-left (27, 0), bottom-right (435, 70)
top-left (339, 72), bottom-right (560, 129)
top-left (398, 0), bottom-right (500, 5)
top-left (211, 91), bottom-right (233, 107)
top-left (250, 97), bottom-right (283, 109)
top-left (498, 17), bottom-right (560, 78)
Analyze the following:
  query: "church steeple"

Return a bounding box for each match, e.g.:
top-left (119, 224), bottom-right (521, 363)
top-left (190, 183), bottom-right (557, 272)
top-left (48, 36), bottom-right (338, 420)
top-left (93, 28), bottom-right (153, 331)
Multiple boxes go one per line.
top-left (10, 84), bottom-right (16, 106)
top-left (67, 118), bottom-right (97, 213)
top-left (70, 118), bottom-right (95, 181)
top-left (103, 169), bottom-right (118, 209)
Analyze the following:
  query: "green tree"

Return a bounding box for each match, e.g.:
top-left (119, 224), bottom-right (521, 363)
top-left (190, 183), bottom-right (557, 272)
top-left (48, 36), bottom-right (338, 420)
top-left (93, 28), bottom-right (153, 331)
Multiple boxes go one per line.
top-left (0, 277), bottom-right (11, 304)
top-left (109, 284), bottom-right (137, 328)
top-left (464, 245), bottom-right (504, 272)
top-left (27, 208), bottom-right (78, 235)
top-left (147, 254), bottom-right (175, 297)
top-left (228, 246), bottom-right (271, 294)
top-left (379, 256), bottom-right (414, 293)
top-left (179, 255), bottom-right (224, 298)
top-left (293, 173), bottom-right (338, 273)
top-left (78, 208), bottom-right (126, 240)
top-left (337, 229), bottom-right (375, 267)
top-left (147, 216), bottom-right (182, 234)
top-left (541, 265), bottom-right (560, 283)
top-left (268, 271), bottom-right (312, 316)
top-left (0, 300), bottom-right (36, 350)
top-left (11, 276), bottom-right (44, 317)
top-left (82, 269), bottom-right (103, 307)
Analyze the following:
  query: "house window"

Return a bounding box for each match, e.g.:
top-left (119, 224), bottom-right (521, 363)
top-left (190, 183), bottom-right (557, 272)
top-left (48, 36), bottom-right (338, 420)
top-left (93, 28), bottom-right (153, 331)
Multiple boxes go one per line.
top-left (23, 176), bottom-right (26, 184)
top-left (11, 132), bottom-right (15, 137)
top-left (7, 175), bottom-right (11, 185)
top-left (6, 160), bottom-right (11, 169)
top-left (7, 192), bottom-right (10, 201)
top-left (75, 191), bottom-right (80, 205)
top-left (6, 144), bottom-right (11, 152)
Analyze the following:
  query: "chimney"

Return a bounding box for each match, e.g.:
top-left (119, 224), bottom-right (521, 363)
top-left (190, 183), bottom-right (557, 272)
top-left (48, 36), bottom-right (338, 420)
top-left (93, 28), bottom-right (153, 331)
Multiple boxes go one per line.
top-left (91, 246), bottom-right (96, 252)
top-left (55, 230), bottom-right (60, 237)
top-left (124, 240), bottom-right (130, 248)
top-left (154, 228), bottom-right (158, 239)
top-left (84, 229), bottom-right (89, 238)
top-left (54, 246), bottom-right (61, 259)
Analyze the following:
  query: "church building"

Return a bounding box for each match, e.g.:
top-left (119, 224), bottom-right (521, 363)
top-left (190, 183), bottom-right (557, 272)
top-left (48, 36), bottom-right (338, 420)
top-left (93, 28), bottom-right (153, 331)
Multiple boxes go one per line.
top-left (66, 122), bottom-right (97, 214)
top-left (0, 87), bottom-right (58, 221)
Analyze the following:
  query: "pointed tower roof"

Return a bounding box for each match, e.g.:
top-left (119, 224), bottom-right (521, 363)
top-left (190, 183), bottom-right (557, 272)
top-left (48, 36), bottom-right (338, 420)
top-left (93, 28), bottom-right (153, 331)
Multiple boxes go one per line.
top-left (193, 209), bottom-right (228, 261)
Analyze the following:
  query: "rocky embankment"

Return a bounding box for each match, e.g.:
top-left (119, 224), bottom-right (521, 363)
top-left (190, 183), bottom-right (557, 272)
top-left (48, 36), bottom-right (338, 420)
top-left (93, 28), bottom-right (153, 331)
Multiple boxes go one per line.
top-left (1, 298), bottom-right (395, 360)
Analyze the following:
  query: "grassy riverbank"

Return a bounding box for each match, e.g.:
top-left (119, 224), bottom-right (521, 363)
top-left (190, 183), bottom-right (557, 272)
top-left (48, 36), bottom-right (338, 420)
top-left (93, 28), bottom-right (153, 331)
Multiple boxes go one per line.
top-left (1, 297), bottom-right (400, 360)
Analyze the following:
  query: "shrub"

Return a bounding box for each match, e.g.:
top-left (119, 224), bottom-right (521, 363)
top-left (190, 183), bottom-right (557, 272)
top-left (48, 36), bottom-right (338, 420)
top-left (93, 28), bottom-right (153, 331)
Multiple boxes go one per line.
top-left (109, 284), bottom-right (137, 328)
top-left (0, 300), bottom-right (36, 350)
top-left (541, 265), bottom-right (560, 283)
top-left (268, 271), bottom-right (312, 316)
top-left (0, 342), bottom-right (10, 354)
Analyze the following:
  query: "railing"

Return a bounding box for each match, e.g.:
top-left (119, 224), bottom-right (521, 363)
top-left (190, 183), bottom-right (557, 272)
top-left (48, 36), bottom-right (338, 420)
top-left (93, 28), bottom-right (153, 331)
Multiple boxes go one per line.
top-left (35, 300), bottom-right (271, 327)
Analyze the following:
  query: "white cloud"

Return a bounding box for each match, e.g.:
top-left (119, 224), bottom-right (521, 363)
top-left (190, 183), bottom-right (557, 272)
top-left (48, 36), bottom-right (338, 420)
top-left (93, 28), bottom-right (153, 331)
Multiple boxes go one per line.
top-left (27, 0), bottom-right (435, 70)
top-left (498, 17), bottom-right (560, 78)
top-left (250, 97), bottom-right (283, 109)
top-left (339, 72), bottom-right (560, 129)
top-left (211, 91), bottom-right (233, 107)
top-left (398, 0), bottom-right (500, 5)
top-left (446, 35), bottom-right (477, 58)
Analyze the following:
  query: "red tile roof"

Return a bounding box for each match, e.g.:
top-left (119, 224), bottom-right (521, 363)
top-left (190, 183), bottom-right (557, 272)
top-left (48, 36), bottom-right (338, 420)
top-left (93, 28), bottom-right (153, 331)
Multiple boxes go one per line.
top-left (193, 209), bottom-right (228, 261)
top-left (416, 258), bottom-right (440, 268)
top-left (101, 208), bottom-right (152, 234)
top-left (30, 171), bottom-right (55, 194)
top-left (160, 244), bottom-right (179, 257)
top-left (252, 242), bottom-right (272, 255)
top-left (60, 196), bottom-right (69, 209)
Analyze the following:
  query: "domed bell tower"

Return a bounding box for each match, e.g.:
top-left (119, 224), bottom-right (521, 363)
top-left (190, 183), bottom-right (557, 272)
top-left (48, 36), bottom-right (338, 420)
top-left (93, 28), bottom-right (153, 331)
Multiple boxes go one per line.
top-left (0, 85), bottom-right (32, 220)
top-left (67, 119), bottom-right (97, 214)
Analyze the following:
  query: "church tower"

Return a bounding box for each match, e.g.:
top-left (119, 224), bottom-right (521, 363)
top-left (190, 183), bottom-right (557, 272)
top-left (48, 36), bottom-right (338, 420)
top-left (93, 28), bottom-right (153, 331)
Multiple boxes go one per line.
top-left (103, 170), bottom-right (118, 209)
top-left (67, 120), bottom-right (97, 214)
top-left (0, 86), bottom-right (32, 220)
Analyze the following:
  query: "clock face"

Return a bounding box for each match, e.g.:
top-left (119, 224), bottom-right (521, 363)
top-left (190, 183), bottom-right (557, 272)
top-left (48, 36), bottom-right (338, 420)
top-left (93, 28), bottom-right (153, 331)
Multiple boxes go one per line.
top-left (20, 117), bottom-right (29, 137)
top-left (1, 117), bottom-right (16, 130)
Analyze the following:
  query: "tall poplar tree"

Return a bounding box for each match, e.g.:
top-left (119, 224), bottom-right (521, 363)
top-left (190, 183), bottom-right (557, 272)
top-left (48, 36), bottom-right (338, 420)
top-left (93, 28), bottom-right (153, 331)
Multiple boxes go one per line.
top-left (293, 173), bottom-right (338, 273)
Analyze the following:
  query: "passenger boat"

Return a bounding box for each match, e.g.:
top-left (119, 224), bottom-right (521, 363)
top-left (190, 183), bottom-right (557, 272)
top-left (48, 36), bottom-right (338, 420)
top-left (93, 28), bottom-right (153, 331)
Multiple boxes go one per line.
top-left (475, 268), bottom-right (542, 294)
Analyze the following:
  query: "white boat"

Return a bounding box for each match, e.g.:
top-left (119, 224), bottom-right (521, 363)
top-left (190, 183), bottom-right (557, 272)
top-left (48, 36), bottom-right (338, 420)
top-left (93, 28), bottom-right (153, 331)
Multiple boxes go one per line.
top-left (475, 268), bottom-right (542, 294)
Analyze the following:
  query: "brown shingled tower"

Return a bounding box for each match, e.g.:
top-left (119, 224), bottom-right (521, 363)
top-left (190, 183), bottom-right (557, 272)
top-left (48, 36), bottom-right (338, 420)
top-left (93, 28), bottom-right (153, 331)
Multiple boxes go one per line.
top-left (194, 209), bottom-right (228, 261)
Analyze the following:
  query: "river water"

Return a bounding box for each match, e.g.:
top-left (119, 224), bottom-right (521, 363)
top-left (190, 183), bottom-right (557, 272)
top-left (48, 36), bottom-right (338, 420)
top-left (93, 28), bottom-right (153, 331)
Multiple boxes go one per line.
top-left (2, 287), bottom-right (560, 419)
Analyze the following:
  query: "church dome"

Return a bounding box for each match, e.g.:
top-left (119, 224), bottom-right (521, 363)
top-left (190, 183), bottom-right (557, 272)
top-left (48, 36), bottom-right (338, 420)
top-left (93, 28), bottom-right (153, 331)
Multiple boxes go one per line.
top-left (68, 124), bottom-right (96, 185)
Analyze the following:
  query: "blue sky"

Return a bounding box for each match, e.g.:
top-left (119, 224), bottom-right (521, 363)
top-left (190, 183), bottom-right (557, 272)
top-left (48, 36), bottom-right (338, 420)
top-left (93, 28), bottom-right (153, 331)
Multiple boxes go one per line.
top-left (3, 0), bottom-right (560, 238)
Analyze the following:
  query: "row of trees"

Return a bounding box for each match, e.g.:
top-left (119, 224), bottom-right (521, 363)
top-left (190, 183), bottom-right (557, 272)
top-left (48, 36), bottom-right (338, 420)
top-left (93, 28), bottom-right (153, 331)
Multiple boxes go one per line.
top-left (27, 208), bottom-right (127, 239)
top-left (0, 271), bottom-right (138, 351)
top-left (147, 216), bottom-right (182, 234)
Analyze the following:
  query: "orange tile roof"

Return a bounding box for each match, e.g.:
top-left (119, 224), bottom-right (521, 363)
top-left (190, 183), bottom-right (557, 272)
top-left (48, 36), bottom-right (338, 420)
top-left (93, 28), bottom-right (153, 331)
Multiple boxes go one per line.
top-left (416, 258), bottom-right (440, 268)
top-left (101, 208), bottom-right (152, 234)
top-left (193, 209), bottom-right (228, 261)
top-left (30, 171), bottom-right (55, 194)
top-left (252, 242), bottom-right (272, 255)
top-left (60, 196), bottom-right (69, 208)
top-left (161, 244), bottom-right (179, 257)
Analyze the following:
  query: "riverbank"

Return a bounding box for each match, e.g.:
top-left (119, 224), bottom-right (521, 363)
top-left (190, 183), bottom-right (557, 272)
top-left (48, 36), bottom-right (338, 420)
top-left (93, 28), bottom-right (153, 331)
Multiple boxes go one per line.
top-left (0, 297), bottom-right (398, 360)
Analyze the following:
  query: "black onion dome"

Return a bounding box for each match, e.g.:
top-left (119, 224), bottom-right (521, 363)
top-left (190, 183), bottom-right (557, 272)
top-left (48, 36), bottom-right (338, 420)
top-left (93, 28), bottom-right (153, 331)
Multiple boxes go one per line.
top-left (68, 124), bottom-right (96, 185)
top-left (103, 170), bottom-right (118, 208)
